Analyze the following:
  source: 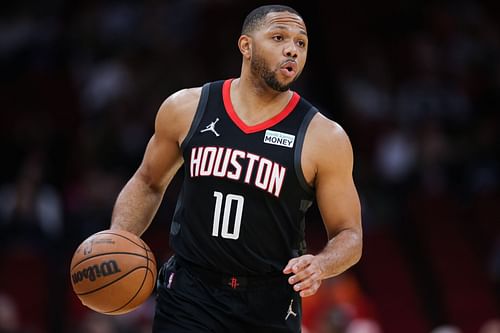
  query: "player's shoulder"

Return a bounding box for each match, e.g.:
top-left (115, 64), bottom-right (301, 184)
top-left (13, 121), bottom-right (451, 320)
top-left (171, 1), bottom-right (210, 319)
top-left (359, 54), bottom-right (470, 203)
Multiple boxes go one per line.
top-left (308, 111), bottom-right (351, 150)
top-left (159, 87), bottom-right (203, 116)
top-left (297, 96), bottom-right (348, 146)
top-left (301, 109), bottom-right (354, 183)
top-left (155, 87), bottom-right (202, 125)
top-left (154, 86), bottom-right (203, 140)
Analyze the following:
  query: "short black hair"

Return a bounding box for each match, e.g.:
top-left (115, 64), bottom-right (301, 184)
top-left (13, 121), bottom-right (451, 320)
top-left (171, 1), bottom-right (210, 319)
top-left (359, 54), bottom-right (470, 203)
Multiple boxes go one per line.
top-left (241, 5), bottom-right (302, 35)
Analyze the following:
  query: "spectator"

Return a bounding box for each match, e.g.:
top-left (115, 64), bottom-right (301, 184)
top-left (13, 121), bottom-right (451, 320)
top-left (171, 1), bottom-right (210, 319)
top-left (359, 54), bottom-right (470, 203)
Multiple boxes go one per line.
top-left (430, 325), bottom-right (462, 333)
top-left (346, 318), bottom-right (382, 333)
top-left (0, 293), bottom-right (22, 333)
top-left (480, 319), bottom-right (500, 333)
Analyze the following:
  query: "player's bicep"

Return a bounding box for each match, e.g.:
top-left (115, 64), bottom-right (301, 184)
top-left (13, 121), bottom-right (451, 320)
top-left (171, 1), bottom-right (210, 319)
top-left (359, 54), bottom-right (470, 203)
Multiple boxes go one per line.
top-left (135, 100), bottom-right (184, 192)
top-left (314, 124), bottom-right (362, 239)
top-left (136, 134), bottom-right (182, 192)
top-left (316, 171), bottom-right (361, 238)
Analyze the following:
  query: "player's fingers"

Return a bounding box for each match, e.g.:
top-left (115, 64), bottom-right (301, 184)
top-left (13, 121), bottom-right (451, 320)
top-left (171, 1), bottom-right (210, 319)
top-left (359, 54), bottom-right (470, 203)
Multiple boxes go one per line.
top-left (291, 255), bottom-right (314, 273)
top-left (288, 265), bottom-right (314, 285)
top-left (298, 280), bottom-right (322, 297)
top-left (283, 258), bottom-right (299, 274)
top-left (283, 255), bottom-right (313, 274)
top-left (291, 271), bottom-right (320, 291)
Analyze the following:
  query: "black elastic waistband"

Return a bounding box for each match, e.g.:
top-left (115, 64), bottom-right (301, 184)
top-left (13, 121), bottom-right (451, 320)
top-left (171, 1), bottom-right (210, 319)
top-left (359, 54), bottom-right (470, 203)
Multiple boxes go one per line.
top-left (175, 256), bottom-right (288, 290)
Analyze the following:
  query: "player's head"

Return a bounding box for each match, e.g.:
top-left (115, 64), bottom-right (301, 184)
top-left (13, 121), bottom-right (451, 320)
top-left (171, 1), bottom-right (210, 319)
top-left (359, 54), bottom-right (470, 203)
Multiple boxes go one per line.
top-left (239, 5), bottom-right (308, 92)
top-left (241, 5), bottom-right (303, 36)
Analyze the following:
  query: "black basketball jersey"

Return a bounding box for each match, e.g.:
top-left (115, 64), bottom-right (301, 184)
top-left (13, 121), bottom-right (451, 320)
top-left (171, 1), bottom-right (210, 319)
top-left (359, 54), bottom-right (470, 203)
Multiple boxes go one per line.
top-left (170, 79), bottom-right (318, 275)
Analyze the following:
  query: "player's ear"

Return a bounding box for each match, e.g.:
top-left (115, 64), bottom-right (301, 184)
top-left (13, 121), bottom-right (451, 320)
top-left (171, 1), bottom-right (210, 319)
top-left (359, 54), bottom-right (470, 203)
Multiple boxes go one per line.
top-left (238, 35), bottom-right (252, 59)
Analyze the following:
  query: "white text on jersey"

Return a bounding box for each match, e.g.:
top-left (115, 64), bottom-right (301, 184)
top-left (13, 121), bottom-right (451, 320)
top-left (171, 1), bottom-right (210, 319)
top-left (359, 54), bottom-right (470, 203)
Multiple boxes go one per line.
top-left (190, 146), bottom-right (286, 197)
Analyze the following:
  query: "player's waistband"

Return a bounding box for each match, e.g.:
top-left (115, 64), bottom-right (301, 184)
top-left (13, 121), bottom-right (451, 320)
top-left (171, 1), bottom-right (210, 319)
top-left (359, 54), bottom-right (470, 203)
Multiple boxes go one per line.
top-left (172, 256), bottom-right (289, 290)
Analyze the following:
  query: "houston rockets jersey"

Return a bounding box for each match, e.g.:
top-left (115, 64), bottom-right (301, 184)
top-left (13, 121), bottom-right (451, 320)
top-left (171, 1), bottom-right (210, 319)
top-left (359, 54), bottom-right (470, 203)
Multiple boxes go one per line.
top-left (170, 79), bottom-right (318, 275)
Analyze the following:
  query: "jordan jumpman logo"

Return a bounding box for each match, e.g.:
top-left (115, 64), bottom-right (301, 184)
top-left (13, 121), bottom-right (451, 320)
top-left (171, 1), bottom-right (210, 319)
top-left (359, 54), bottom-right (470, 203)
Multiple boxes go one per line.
top-left (200, 118), bottom-right (220, 136)
top-left (285, 299), bottom-right (297, 320)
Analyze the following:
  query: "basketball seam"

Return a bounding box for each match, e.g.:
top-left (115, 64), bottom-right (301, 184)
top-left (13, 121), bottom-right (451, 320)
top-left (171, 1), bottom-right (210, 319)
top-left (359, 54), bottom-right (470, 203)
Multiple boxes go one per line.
top-left (94, 231), bottom-right (148, 250)
top-left (141, 237), bottom-right (156, 274)
top-left (104, 258), bottom-right (151, 314)
top-left (93, 231), bottom-right (153, 254)
top-left (71, 252), bottom-right (154, 271)
top-left (104, 270), bottom-right (157, 315)
top-left (75, 265), bottom-right (156, 296)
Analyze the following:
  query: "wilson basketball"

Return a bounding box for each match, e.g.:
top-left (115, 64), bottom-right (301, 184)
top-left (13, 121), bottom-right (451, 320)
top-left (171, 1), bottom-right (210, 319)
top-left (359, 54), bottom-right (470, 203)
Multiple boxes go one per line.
top-left (70, 229), bottom-right (157, 315)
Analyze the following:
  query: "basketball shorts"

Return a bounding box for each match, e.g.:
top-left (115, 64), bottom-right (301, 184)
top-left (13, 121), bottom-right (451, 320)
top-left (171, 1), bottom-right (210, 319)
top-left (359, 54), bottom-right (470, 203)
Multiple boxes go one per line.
top-left (153, 255), bottom-right (302, 333)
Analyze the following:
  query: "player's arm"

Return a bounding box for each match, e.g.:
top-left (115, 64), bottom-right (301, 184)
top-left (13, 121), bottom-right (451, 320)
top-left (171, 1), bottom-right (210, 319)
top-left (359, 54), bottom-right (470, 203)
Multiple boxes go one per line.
top-left (110, 88), bottom-right (200, 236)
top-left (284, 114), bottom-right (363, 297)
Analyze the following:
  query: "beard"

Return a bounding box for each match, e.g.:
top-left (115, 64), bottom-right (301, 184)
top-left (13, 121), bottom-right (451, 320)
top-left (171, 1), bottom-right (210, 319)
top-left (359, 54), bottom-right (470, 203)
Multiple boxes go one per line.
top-left (250, 51), bottom-right (298, 92)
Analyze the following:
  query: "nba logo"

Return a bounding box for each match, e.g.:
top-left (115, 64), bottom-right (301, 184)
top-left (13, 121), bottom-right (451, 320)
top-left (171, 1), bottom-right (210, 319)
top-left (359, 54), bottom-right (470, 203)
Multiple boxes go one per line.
top-left (83, 239), bottom-right (94, 255)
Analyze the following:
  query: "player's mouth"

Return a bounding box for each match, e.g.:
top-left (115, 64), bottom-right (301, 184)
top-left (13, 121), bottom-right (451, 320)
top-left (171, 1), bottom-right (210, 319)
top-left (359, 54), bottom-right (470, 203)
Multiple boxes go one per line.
top-left (279, 60), bottom-right (297, 78)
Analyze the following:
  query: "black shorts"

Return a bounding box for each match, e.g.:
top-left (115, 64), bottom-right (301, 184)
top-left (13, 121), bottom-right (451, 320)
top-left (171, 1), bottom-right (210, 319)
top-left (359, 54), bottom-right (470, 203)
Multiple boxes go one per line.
top-left (153, 256), bottom-right (302, 333)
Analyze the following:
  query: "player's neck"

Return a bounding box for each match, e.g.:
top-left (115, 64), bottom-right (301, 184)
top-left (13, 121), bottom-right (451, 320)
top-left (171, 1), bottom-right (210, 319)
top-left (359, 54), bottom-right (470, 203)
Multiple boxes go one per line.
top-left (230, 77), bottom-right (293, 126)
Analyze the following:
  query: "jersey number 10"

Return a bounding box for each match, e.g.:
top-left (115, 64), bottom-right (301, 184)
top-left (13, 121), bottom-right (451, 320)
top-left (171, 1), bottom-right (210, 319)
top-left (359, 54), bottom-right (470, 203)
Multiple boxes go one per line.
top-left (212, 191), bottom-right (244, 240)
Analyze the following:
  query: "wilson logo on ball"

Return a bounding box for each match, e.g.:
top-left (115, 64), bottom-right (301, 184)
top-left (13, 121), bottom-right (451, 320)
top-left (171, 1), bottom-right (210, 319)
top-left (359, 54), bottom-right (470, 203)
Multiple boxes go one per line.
top-left (72, 260), bottom-right (121, 284)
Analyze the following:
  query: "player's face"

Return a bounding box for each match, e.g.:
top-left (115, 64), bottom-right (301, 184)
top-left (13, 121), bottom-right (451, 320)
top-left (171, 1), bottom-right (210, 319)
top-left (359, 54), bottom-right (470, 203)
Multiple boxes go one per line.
top-left (250, 12), bottom-right (308, 92)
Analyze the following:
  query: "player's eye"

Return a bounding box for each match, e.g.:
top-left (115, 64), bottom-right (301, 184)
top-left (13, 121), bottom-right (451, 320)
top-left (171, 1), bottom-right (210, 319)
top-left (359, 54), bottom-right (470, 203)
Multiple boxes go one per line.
top-left (272, 35), bottom-right (283, 42)
top-left (297, 40), bottom-right (306, 48)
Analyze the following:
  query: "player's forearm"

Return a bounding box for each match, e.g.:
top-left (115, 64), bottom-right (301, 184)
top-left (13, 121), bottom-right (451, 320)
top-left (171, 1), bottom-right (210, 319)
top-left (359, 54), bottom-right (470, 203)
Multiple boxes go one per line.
top-left (316, 228), bottom-right (362, 279)
top-left (110, 174), bottom-right (165, 236)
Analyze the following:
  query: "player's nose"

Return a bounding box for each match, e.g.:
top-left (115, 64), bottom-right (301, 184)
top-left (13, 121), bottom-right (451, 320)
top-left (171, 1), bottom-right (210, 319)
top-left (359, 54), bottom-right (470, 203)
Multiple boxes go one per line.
top-left (283, 42), bottom-right (298, 59)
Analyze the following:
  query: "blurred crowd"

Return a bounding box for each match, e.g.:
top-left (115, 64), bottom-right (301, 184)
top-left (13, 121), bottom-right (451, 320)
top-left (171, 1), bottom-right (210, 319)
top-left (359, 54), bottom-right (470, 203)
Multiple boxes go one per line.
top-left (0, 0), bottom-right (498, 332)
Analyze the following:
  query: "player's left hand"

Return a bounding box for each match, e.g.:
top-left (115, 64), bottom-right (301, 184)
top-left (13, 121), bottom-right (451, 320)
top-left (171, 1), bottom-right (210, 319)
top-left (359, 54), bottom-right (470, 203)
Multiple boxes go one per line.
top-left (283, 254), bottom-right (324, 297)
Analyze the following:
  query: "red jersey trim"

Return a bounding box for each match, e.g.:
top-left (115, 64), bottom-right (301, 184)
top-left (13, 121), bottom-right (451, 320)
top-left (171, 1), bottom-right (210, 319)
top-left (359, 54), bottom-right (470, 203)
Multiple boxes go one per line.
top-left (222, 79), bottom-right (300, 134)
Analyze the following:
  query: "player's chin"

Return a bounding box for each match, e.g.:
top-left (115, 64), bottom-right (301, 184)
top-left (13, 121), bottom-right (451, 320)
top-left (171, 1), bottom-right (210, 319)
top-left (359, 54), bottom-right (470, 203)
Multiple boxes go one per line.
top-left (273, 76), bottom-right (295, 91)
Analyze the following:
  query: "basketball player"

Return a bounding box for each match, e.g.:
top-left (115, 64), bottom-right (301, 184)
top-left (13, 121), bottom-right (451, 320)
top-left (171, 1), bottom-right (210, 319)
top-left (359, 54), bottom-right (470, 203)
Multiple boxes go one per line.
top-left (110, 5), bottom-right (362, 332)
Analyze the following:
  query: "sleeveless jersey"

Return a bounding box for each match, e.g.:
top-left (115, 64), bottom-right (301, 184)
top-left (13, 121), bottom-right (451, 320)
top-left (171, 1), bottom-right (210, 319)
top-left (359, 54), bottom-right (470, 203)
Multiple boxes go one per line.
top-left (170, 79), bottom-right (318, 275)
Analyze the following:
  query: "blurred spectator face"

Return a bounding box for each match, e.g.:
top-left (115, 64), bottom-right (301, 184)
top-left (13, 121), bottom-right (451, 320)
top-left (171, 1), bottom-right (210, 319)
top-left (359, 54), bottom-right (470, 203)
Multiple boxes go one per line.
top-left (0, 294), bottom-right (20, 332)
top-left (480, 319), bottom-right (500, 333)
top-left (345, 318), bottom-right (382, 333)
top-left (430, 325), bottom-right (462, 333)
top-left (79, 312), bottom-right (117, 333)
